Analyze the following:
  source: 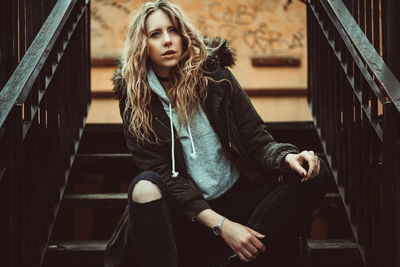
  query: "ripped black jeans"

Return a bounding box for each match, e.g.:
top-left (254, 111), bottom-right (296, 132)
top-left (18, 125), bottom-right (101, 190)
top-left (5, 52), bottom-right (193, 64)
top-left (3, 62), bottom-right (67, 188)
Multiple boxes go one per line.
top-left (128, 159), bottom-right (330, 267)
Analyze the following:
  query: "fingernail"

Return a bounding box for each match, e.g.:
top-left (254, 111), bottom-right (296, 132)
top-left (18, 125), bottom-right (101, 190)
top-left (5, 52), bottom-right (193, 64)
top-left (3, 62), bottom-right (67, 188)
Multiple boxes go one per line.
top-left (302, 172), bottom-right (306, 177)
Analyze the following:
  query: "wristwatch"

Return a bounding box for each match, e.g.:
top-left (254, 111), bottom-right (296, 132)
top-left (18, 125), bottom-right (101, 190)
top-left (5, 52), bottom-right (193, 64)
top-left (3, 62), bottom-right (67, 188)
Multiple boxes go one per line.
top-left (213, 216), bottom-right (226, 236)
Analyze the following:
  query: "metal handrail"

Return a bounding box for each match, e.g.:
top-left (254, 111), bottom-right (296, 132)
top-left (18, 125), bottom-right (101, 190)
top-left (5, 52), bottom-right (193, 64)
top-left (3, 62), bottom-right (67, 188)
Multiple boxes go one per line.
top-left (0, 0), bottom-right (76, 128)
top-left (326, 0), bottom-right (400, 115)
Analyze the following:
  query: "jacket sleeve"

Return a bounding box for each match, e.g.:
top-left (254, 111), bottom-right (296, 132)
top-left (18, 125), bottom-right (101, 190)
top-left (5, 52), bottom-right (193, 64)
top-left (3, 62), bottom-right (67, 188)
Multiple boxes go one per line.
top-left (118, 100), bottom-right (210, 220)
top-left (224, 68), bottom-right (300, 171)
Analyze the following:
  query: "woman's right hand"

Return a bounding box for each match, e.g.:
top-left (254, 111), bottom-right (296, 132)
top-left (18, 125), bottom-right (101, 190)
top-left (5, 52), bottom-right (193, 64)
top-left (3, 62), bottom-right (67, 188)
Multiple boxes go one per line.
top-left (220, 219), bottom-right (266, 262)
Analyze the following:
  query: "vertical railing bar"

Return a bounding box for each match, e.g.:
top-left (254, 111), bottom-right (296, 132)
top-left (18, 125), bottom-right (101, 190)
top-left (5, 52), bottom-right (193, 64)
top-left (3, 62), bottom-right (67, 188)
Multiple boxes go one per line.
top-left (381, 0), bottom-right (388, 61)
top-left (361, 74), bottom-right (368, 106)
top-left (355, 0), bottom-right (360, 24)
top-left (315, 8), bottom-right (322, 127)
top-left (342, 60), bottom-right (350, 206)
top-left (338, 58), bottom-right (346, 187)
top-left (370, 126), bottom-right (379, 266)
top-left (364, 107), bottom-right (373, 265)
top-left (360, 0), bottom-right (366, 33)
top-left (396, 140), bottom-right (400, 267)
top-left (321, 1), bottom-right (327, 136)
top-left (372, 0), bottom-right (380, 53)
top-left (328, 36), bottom-right (335, 164)
top-left (86, 0), bottom-right (91, 114)
top-left (371, 91), bottom-right (378, 122)
top-left (347, 71), bottom-right (356, 220)
top-left (332, 27), bottom-right (339, 171)
top-left (310, 6), bottom-right (316, 117)
top-left (383, 102), bottom-right (400, 267)
top-left (365, 0), bottom-right (373, 43)
top-left (325, 32), bottom-right (332, 155)
top-left (334, 43), bottom-right (341, 172)
top-left (17, 0), bottom-right (24, 61)
top-left (26, 0), bottom-right (33, 47)
top-left (355, 99), bottom-right (363, 244)
top-left (8, 106), bottom-right (23, 267)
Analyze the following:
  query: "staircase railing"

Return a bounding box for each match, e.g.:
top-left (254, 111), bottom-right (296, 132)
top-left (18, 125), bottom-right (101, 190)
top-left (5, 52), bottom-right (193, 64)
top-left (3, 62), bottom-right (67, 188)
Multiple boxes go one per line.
top-left (0, 0), bottom-right (58, 90)
top-left (0, 0), bottom-right (91, 266)
top-left (307, 0), bottom-right (400, 266)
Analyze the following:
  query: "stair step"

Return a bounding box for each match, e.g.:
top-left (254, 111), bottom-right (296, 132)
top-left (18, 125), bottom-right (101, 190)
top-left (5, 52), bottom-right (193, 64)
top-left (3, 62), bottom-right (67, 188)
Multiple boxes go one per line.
top-left (44, 240), bottom-right (106, 266)
top-left (63, 193), bottom-right (127, 208)
top-left (48, 239), bottom-right (106, 254)
top-left (78, 123), bottom-right (127, 153)
top-left (69, 153), bottom-right (138, 184)
top-left (77, 153), bottom-right (132, 161)
top-left (73, 153), bottom-right (136, 172)
top-left (307, 239), bottom-right (362, 267)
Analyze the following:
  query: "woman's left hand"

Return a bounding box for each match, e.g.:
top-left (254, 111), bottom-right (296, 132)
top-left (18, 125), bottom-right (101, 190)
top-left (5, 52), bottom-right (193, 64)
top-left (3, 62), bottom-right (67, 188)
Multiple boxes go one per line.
top-left (283, 151), bottom-right (320, 182)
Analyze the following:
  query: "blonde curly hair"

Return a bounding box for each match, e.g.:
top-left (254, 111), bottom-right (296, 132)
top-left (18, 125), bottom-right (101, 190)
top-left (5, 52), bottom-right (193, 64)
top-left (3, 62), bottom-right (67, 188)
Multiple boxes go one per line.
top-left (121, 0), bottom-right (210, 143)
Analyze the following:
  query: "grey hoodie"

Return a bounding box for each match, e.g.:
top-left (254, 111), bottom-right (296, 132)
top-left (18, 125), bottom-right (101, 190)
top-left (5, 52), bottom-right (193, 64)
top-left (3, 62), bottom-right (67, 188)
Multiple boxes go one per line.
top-left (147, 67), bottom-right (239, 200)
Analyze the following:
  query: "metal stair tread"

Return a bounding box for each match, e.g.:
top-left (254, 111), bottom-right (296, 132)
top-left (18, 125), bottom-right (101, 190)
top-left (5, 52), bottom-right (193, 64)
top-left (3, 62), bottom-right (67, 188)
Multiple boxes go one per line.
top-left (63, 193), bottom-right (127, 208)
top-left (48, 240), bottom-right (107, 252)
top-left (75, 153), bottom-right (133, 162)
top-left (307, 239), bottom-right (358, 250)
top-left (307, 239), bottom-right (362, 266)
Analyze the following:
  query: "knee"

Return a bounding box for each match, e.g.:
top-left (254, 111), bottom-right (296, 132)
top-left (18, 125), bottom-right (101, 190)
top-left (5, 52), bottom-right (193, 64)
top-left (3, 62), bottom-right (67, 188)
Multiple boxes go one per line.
top-left (131, 180), bottom-right (162, 203)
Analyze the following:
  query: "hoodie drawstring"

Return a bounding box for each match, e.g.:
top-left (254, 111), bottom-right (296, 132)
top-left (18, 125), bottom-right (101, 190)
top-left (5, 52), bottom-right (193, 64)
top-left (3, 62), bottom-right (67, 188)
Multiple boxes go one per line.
top-left (169, 103), bottom-right (179, 178)
top-left (169, 103), bottom-right (198, 178)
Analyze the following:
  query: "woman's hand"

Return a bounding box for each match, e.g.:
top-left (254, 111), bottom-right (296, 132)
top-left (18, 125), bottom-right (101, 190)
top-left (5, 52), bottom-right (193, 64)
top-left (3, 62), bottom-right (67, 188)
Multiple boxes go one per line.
top-left (284, 151), bottom-right (320, 182)
top-left (220, 219), bottom-right (266, 262)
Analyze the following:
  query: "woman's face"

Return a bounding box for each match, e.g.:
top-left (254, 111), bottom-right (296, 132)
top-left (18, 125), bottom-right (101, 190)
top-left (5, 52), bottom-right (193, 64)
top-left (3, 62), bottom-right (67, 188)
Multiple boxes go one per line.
top-left (146, 9), bottom-right (183, 77)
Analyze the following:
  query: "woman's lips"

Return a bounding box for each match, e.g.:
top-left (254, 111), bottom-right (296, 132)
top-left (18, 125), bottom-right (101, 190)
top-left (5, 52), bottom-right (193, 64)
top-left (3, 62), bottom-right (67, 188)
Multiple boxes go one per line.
top-left (162, 50), bottom-right (176, 57)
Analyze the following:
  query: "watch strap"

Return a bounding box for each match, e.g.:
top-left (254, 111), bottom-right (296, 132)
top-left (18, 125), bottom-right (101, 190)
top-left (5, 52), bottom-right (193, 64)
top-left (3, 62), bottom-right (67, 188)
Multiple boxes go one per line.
top-left (213, 216), bottom-right (226, 236)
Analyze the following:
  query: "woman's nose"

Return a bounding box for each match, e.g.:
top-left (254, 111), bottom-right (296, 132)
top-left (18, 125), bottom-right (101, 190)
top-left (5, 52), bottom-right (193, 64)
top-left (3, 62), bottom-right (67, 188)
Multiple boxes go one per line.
top-left (163, 33), bottom-right (172, 46)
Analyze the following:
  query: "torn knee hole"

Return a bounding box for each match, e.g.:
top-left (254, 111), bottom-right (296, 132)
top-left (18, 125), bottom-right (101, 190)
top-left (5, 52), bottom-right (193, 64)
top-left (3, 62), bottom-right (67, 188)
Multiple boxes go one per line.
top-left (131, 180), bottom-right (162, 203)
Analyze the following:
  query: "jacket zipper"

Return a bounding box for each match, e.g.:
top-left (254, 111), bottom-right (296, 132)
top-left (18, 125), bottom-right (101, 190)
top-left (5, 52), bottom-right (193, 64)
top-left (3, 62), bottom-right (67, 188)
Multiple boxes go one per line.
top-left (229, 140), bottom-right (240, 154)
top-left (155, 116), bottom-right (172, 132)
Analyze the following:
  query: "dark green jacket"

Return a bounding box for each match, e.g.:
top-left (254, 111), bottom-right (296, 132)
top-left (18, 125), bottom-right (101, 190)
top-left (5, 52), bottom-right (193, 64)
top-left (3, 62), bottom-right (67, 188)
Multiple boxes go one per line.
top-left (113, 38), bottom-right (299, 220)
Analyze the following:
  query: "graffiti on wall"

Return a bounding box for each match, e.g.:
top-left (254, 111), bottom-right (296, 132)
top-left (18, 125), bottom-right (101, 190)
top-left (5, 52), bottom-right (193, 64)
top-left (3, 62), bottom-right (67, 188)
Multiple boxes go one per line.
top-left (91, 0), bottom-right (305, 58)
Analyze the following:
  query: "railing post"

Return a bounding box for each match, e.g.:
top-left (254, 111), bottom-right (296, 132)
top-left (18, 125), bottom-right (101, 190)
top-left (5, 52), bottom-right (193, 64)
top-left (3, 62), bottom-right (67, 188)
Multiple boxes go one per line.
top-left (385, 0), bottom-right (400, 80)
top-left (397, 142), bottom-right (400, 267)
top-left (8, 105), bottom-right (23, 267)
top-left (384, 101), bottom-right (400, 267)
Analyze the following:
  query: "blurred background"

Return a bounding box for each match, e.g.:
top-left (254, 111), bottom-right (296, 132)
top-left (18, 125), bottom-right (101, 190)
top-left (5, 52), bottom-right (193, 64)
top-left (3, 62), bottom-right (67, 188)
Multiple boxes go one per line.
top-left (88, 0), bottom-right (312, 123)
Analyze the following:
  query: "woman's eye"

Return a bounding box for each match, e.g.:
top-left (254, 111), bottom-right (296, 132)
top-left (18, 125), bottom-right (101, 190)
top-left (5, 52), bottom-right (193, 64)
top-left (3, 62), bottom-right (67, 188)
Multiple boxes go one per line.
top-left (169, 28), bottom-right (178, 33)
top-left (150, 32), bottom-right (160, 38)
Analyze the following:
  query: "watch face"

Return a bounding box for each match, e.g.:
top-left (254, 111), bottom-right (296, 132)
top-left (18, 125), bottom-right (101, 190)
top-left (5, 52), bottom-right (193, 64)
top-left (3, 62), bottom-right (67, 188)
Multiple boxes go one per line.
top-left (213, 226), bottom-right (221, 236)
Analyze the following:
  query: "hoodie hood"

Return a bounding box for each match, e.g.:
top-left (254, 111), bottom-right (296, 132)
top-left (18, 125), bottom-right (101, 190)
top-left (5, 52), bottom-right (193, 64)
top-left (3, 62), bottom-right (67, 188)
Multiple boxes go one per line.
top-left (112, 37), bottom-right (236, 100)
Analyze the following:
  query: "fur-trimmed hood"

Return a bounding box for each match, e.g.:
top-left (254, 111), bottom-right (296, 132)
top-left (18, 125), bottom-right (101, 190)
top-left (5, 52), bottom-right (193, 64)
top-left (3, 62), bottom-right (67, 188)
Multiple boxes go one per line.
top-left (112, 37), bottom-right (236, 99)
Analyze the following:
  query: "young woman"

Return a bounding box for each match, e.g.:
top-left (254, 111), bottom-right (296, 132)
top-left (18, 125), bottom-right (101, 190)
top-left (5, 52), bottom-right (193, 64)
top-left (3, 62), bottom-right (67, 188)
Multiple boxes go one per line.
top-left (111, 0), bottom-right (329, 266)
